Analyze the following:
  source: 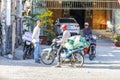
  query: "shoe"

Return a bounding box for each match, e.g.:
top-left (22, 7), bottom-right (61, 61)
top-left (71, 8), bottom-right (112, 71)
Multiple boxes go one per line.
top-left (55, 64), bottom-right (61, 68)
top-left (35, 61), bottom-right (41, 64)
top-left (55, 62), bottom-right (61, 68)
top-left (64, 58), bottom-right (70, 62)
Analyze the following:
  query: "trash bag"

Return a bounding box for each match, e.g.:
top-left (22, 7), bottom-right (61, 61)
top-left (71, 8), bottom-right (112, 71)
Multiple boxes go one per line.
top-left (64, 35), bottom-right (90, 50)
top-left (68, 39), bottom-right (74, 45)
top-left (64, 41), bottom-right (74, 50)
top-left (73, 36), bottom-right (84, 49)
top-left (84, 41), bottom-right (90, 48)
top-left (64, 36), bottom-right (75, 50)
top-left (79, 36), bottom-right (90, 48)
top-left (73, 36), bottom-right (90, 48)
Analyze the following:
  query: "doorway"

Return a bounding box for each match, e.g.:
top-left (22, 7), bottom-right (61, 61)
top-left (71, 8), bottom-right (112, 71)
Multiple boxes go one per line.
top-left (70, 10), bottom-right (85, 29)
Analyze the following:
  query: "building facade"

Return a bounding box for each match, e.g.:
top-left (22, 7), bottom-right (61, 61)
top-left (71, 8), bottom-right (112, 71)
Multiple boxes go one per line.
top-left (37, 0), bottom-right (119, 30)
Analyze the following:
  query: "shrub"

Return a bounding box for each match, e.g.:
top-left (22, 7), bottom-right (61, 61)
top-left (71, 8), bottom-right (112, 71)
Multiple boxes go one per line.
top-left (113, 34), bottom-right (120, 42)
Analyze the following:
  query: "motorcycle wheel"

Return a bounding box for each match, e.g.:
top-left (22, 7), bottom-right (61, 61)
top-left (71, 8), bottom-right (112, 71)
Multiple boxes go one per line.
top-left (23, 49), bottom-right (28, 60)
top-left (73, 52), bottom-right (84, 67)
top-left (89, 47), bottom-right (96, 60)
top-left (41, 52), bottom-right (55, 65)
top-left (28, 49), bottom-right (34, 59)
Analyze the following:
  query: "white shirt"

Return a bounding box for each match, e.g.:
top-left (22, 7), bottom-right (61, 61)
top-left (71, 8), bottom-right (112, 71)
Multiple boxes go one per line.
top-left (61, 30), bottom-right (71, 43)
top-left (32, 26), bottom-right (40, 43)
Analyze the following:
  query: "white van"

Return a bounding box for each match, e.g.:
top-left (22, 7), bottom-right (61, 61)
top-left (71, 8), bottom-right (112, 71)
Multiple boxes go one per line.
top-left (54, 18), bottom-right (80, 36)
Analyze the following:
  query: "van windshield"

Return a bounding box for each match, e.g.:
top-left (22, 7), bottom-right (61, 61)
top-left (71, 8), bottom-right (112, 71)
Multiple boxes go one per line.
top-left (59, 19), bottom-right (76, 23)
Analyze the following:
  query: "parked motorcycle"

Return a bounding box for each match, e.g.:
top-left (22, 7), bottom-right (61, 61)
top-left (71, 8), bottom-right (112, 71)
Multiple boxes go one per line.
top-left (22, 32), bottom-right (34, 60)
top-left (84, 35), bottom-right (97, 60)
top-left (41, 36), bottom-right (84, 67)
top-left (23, 40), bottom-right (34, 60)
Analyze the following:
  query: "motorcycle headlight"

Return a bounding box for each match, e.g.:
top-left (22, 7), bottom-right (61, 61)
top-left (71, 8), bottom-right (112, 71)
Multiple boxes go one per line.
top-left (52, 39), bottom-right (56, 43)
top-left (26, 41), bottom-right (31, 45)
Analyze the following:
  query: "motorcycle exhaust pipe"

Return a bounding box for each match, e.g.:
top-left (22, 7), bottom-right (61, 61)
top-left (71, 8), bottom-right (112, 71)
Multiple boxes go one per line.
top-left (68, 48), bottom-right (80, 54)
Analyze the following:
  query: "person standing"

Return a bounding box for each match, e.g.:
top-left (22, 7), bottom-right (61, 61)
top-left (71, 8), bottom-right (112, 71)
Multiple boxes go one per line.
top-left (32, 20), bottom-right (42, 63)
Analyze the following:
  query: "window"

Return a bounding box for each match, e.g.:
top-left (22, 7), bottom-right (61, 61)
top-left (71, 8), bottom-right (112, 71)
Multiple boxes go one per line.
top-left (59, 19), bottom-right (76, 23)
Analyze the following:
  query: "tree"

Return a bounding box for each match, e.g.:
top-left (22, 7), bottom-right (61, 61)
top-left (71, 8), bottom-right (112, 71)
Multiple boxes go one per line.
top-left (23, 13), bottom-right (39, 32)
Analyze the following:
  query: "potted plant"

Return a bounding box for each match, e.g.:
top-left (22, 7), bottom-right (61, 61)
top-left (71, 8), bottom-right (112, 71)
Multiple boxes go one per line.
top-left (38, 10), bottom-right (56, 45)
top-left (23, 10), bottom-right (55, 45)
top-left (113, 34), bottom-right (120, 47)
top-left (45, 30), bottom-right (56, 45)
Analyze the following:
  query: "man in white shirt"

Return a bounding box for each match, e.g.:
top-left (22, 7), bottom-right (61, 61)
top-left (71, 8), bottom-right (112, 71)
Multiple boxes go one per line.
top-left (56, 24), bottom-right (71, 67)
top-left (32, 20), bottom-right (42, 63)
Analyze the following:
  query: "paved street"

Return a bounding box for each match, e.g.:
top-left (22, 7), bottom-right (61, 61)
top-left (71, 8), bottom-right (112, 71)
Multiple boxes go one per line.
top-left (0, 38), bottom-right (120, 80)
top-left (0, 0), bottom-right (119, 79)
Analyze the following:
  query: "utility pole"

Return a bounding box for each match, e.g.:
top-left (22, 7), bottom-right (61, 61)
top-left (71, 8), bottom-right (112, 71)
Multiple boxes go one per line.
top-left (1, 0), bottom-right (7, 55)
top-left (6, 0), bottom-right (12, 55)
top-left (1, 0), bottom-right (16, 59)
top-left (16, 0), bottom-right (22, 46)
top-left (11, 0), bottom-right (16, 59)
top-left (1, 0), bottom-right (12, 57)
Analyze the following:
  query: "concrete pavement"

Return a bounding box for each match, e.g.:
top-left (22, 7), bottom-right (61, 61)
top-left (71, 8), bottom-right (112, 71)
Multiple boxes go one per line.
top-left (85, 38), bottom-right (120, 64)
top-left (0, 59), bottom-right (120, 80)
top-left (12, 38), bottom-right (120, 64)
top-left (92, 30), bottom-right (113, 40)
top-left (0, 38), bottom-right (120, 80)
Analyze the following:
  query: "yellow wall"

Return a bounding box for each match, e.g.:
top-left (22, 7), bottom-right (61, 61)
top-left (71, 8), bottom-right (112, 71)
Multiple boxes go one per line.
top-left (92, 10), bottom-right (107, 29)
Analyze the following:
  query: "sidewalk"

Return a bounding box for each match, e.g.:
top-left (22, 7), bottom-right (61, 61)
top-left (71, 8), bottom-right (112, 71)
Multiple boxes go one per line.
top-left (13, 39), bottom-right (120, 64)
top-left (85, 30), bottom-right (120, 64)
top-left (93, 30), bottom-right (113, 40)
top-left (14, 45), bottom-right (50, 60)
top-left (1, 30), bottom-right (120, 64)
top-left (85, 45), bottom-right (120, 64)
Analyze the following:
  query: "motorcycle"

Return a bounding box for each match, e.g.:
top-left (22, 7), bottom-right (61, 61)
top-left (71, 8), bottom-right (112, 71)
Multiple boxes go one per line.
top-left (41, 36), bottom-right (84, 67)
top-left (22, 32), bottom-right (34, 60)
top-left (40, 36), bottom-right (61, 65)
top-left (23, 40), bottom-right (34, 60)
top-left (84, 35), bottom-right (97, 60)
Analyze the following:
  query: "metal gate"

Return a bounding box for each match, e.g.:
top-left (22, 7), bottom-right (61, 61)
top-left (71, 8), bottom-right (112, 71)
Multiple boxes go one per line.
top-left (36, 0), bottom-right (120, 10)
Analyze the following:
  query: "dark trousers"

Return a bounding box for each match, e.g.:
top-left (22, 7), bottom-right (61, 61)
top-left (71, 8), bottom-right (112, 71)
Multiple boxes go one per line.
top-left (57, 45), bottom-right (63, 63)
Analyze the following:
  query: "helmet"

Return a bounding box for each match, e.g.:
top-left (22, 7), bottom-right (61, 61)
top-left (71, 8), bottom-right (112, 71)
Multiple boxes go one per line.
top-left (84, 22), bottom-right (89, 26)
top-left (61, 24), bottom-right (67, 30)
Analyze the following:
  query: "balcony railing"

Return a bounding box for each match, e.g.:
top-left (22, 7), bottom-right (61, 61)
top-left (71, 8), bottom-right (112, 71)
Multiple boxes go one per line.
top-left (36, 0), bottom-right (120, 10)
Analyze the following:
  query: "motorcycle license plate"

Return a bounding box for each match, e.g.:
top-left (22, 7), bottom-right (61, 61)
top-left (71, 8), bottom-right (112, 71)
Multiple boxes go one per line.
top-left (26, 41), bottom-right (31, 45)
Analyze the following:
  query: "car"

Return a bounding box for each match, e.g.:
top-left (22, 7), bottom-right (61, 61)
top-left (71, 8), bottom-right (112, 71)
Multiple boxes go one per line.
top-left (54, 18), bottom-right (80, 36)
